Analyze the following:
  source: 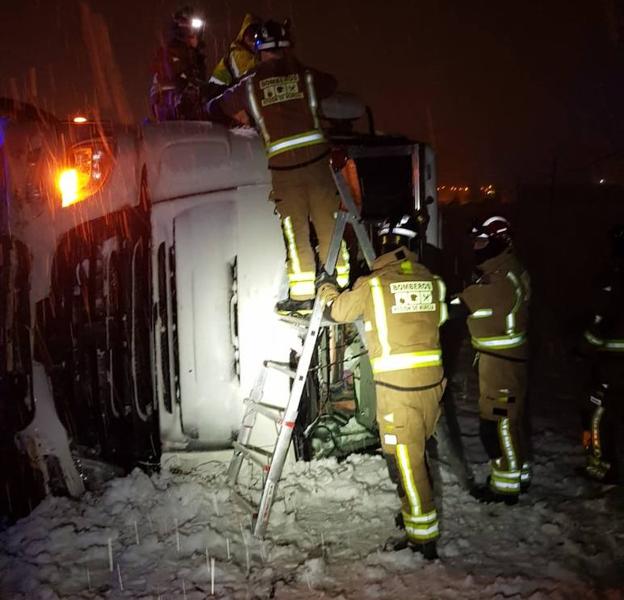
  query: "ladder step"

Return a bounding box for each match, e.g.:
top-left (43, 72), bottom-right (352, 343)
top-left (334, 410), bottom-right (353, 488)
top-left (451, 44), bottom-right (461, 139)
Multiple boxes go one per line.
top-left (255, 400), bottom-right (286, 412)
top-left (264, 360), bottom-right (296, 378)
top-left (230, 488), bottom-right (257, 515)
top-left (247, 400), bottom-right (284, 424)
top-left (232, 441), bottom-right (273, 469)
top-left (278, 313), bottom-right (336, 329)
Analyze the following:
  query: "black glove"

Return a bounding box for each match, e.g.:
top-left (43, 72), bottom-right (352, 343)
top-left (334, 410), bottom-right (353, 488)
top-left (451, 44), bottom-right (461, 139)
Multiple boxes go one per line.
top-left (448, 295), bottom-right (469, 320)
top-left (315, 270), bottom-right (339, 289)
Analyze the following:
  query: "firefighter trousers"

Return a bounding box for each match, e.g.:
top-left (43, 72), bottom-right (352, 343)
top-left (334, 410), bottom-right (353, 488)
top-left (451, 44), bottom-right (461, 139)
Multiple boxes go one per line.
top-left (477, 352), bottom-right (528, 495)
top-left (583, 379), bottom-right (624, 484)
top-left (376, 378), bottom-right (445, 543)
top-left (271, 159), bottom-right (349, 301)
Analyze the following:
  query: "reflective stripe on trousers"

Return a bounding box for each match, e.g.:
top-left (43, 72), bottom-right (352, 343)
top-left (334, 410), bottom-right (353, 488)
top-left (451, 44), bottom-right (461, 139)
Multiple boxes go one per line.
top-left (490, 463), bottom-right (521, 494)
top-left (489, 418), bottom-right (520, 495)
top-left (282, 216), bottom-right (315, 298)
top-left (587, 405), bottom-right (610, 480)
top-left (336, 241), bottom-right (350, 287)
top-left (396, 444), bottom-right (439, 542)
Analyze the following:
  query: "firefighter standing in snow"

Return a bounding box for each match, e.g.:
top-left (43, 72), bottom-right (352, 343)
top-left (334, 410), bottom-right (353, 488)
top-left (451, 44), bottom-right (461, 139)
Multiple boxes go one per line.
top-left (460, 216), bottom-right (531, 504)
top-left (318, 216), bottom-right (447, 558)
top-left (150, 6), bottom-right (209, 121)
top-left (208, 14), bottom-right (261, 95)
top-left (579, 224), bottom-right (624, 484)
top-left (207, 20), bottom-right (349, 312)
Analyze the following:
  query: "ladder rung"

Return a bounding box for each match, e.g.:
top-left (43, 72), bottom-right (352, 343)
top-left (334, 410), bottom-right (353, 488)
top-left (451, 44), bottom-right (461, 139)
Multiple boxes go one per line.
top-left (230, 488), bottom-right (257, 515)
top-left (248, 401), bottom-right (283, 423)
top-left (232, 441), bottom-right (273, 468)
top-left (255, 400), bottom-right (286, 412)
top-left (264, 360), bottom-right (296, 378)
top-left (277, 313), bottom-right (309, 328)
top-left (278, 313), bottom-right (336, 329)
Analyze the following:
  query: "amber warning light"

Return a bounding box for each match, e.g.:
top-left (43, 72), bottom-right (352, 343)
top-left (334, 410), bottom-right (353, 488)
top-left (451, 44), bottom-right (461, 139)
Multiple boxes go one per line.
top-left (56, 141), bottom-right (113, 208)
top-left (57, 169), bottom-right (80, 207)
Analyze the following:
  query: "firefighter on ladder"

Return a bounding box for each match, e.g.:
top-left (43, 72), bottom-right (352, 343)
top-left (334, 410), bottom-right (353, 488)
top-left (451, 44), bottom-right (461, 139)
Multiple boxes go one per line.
top-left (579, 224), bottom-right (624, 484)
top-left (207, 19), bottom-right (349, 313)
top-left (458, 216), bottom-right (531, 504)
top-left (318, 214), bottom-right (447, 560)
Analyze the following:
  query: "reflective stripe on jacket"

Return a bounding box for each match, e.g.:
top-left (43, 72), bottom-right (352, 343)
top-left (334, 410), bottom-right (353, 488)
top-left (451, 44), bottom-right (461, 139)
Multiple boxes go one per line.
top-left (460, 248), bottom-right (530, 359)
top-left (582, 266), bottom-right (624, 356)
top-left (328, 247), bottom-right (446, 387)
top-left (581, 264), bottom-right (624, 388)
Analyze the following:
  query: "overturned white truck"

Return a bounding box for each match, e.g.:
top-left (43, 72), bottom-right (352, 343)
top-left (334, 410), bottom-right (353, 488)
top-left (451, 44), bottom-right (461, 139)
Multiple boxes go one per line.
top-left (0, 98), bottom-right (439, 513)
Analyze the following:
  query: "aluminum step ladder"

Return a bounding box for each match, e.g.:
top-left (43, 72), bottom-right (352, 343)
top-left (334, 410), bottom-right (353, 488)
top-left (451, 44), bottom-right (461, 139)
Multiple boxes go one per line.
top-left (227, 167), bottom-right (376, 538)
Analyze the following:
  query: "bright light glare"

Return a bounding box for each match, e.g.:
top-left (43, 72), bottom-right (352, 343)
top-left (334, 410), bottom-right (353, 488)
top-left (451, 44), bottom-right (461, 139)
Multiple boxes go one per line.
top-left (73, 116), bottom-right (88, 124)
top-left (58, 169), bottom-right (79, 207)
top-left (599, 178), bottom-right (606, 184)
top-left (191, 17), bottom-right (204, 29)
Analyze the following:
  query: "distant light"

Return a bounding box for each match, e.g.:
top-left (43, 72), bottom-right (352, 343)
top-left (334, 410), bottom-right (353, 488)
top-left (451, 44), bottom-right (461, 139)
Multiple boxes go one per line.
top-left (599, 178), bottom-right (606, 184)
top-left (191, 17), bottom-right (204, 29)
top-left (58, 169), bottom-right (79, 206)
top-left (73, 116), bottom-right (88, 124)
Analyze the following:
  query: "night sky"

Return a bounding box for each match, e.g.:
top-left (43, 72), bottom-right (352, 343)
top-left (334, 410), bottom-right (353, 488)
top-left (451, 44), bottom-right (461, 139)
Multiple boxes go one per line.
top-left (1, 0), bottom-right (623, 187)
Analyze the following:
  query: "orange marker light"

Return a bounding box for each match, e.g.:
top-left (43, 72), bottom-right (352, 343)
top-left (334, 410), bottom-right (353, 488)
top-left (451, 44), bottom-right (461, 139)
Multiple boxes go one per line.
top-left (58, 169), bottom-right (79, 206)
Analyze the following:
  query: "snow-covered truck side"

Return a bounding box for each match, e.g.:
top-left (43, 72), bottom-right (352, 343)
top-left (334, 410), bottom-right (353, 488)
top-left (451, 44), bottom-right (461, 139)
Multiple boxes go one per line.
top-left (1, 101), bottom-right (295, 504)
top-left (0, 98), bottom-right (439, 514)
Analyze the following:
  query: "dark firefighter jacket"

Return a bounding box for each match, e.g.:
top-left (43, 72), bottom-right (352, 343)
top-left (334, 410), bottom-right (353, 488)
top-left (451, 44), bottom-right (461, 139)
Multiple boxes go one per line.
top-left (581, 263), bottom-right (624, 385)
top-left (460, 248), bottom-right (530, 360)
top-left (323, 247), bottom-right (447, 388)
top-left (206, 54), bottom-right (337, 168)
top-left (150, 39), bottom-right (208, 118)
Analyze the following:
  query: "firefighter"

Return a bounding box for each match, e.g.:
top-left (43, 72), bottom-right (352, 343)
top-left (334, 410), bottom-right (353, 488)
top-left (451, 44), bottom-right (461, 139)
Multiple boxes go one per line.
top-left (207, 14), bottom-right (261, 95)
top-left (318, 215), bottom-right (447, 559)
top-left (579, 224), bottom-right (624, 484)
top-left (150, 6), bottom-right (209, 121)
top-left (459, 216), bottom-right (531, 505)
top-left (206, 20), bottom-right (349, 313)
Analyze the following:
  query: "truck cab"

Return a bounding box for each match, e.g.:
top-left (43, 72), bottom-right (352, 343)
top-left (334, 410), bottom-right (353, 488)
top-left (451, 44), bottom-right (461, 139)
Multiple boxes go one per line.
top-left (0, 96), bottom-right (438, 517)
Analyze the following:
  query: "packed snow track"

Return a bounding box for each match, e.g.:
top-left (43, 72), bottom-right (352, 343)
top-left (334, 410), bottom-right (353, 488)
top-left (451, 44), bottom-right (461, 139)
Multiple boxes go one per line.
top-left (1, 374), bottom-right (624, 599)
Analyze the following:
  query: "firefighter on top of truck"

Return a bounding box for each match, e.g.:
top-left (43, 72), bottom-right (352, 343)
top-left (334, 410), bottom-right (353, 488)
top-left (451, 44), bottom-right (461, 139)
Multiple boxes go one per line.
top-left (207, 13), bottom-right (261, 96)
top-left (318, 214), bottom-right (448, 560)
top-left (150, 5), bottom-right (209, 121)
top-left (459, 216), bottom-right (532, 505)
top-left (207, 19), bottom-right (350, 313)
top-left (579, 224), bottom-right (624, 485)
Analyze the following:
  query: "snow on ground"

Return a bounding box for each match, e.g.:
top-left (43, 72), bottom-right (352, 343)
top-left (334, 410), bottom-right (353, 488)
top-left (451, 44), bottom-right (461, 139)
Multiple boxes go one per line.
top-left (2, 361), bottom-right (624, 599)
